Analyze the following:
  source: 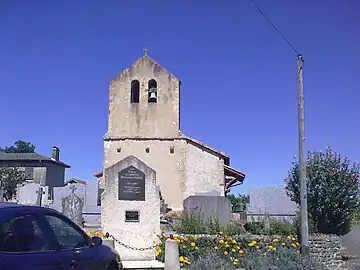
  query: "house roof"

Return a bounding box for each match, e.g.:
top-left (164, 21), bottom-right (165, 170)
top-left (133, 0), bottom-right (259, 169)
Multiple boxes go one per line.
top-left (224, 165), bottom-right (246, 191)
top-left (183, 135), bottom-right (230, 165)
top-left (0, 152), bottom-right (71, 168)
top-left (64, 178), bottom-right (87, 185)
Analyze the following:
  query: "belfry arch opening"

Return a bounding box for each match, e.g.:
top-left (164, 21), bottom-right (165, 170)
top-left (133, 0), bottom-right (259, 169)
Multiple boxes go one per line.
top-left (148, 79), bottom-right (157, 103)
top-left (130, 80), bottom-right (140, 103)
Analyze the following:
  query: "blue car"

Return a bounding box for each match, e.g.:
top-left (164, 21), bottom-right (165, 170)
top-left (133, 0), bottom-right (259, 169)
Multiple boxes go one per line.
top-left (0, 203), bottom-right (121, 270)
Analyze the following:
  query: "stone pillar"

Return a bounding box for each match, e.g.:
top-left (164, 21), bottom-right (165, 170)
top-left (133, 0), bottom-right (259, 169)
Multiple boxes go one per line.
top-left (164, 239), bottom-right (180, 270)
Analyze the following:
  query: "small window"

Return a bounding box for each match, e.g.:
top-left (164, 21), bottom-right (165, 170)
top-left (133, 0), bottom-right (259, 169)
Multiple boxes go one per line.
top-left (131, 80), bottom-right (140, 103)
top-left (44, 215), bottom-right (89, 250)
top-left (116, 147), bottom-right (121, 153)
top-left (148, 79), bottom-right (157, 103)
top-left (0, 214), bottom-right (53, 253)
top-left (170, 146), bottom-right (175, 154)
top-left (145, 147), bottom-right (150, 153)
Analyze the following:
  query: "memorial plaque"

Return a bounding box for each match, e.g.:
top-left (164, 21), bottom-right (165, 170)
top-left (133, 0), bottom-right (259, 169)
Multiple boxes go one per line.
top-left (118, 166), bottom-right (145, 201)
top-left (125, 210), bottom-right (139, 222)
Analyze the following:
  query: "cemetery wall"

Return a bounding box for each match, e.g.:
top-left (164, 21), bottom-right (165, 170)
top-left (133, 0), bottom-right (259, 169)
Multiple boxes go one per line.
top-left (163, 233), bottom-right (344, 269)
top-left (104, 139), bottom-right (226, 211)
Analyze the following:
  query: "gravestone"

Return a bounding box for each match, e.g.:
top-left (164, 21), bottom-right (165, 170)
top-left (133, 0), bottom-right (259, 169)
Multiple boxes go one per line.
top-left (102, 155), bottom-right (160, 262)
top-left (0, 185), bottom-right (4, 203)
top-left (83, 180), bottom-right (101, 227)
top-left (183, 195), bottom-right (232, 227)
top-left (50, 184), bottom-right (86, 213)
top-left (246, 185), bottom-right (298, 223)
top-left (17, 183), bottom-right (49, 206)
top-left (61, 185), bottom-right (84, 227)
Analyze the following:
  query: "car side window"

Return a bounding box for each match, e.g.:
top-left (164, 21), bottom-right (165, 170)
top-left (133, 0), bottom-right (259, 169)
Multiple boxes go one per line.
top-left (0, 214), bottom-right (53, 253)
top-left (44, 214), bottom-right (89, 250)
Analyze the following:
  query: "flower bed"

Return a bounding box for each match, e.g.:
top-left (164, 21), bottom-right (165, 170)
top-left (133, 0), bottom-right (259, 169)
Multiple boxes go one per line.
top-left (155, 232), bottom-right (302, 268)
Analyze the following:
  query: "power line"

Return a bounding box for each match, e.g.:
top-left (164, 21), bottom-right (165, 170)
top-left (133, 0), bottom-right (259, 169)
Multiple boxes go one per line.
top-left (248, 0), bottom-right (300, 55)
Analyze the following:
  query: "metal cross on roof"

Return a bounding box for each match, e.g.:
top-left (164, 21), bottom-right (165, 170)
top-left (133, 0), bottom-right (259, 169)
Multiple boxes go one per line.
top-left (143, 48), bottom-right (149, 56)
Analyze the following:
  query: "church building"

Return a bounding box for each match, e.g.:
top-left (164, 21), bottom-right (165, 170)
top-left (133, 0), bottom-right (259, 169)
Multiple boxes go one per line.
top-left (94, 50), bottom-right (246, 211)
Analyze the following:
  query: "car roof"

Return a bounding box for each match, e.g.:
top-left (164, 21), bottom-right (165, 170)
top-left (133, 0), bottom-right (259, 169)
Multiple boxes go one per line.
top-left (0, 203), bottom-right (57, 213)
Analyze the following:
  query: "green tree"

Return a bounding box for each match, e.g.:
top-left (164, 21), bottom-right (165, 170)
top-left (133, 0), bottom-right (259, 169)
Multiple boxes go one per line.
top-left (0, 140), bottom-right (35, 201)
top-left (0, 140), bottom-right (36, 153)
top-left (285, 147), bottom-right (360, 235)
top-left (0, 167), bottom-right (25, 201)
top-left (227, 194), bottom-right (249, 212)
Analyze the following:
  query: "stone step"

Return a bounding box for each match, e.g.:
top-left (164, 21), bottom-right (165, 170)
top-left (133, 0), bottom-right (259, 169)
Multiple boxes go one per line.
top-left (122, 260), bottom-right (164, 269)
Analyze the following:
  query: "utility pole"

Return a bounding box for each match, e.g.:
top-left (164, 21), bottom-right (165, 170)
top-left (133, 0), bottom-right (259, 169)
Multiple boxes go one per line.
top-left (297, 54), bottom-right (309, 256)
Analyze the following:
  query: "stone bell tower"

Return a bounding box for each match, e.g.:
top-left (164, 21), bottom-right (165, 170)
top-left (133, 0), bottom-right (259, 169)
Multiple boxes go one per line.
top-left (106, 48), bottom-right (181, 139)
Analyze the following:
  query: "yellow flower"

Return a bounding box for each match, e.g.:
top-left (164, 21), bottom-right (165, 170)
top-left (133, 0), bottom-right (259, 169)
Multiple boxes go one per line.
top-left (272, 238), bottom-right (278, 243)
top-left (179, 256), bottom-right (185, 263)
top-left (224, 251), bottom-right (228, 255)
top-left (182, 245), bottom-right (186, 249)
top-left (231, 248), bottom-right (236, 252)
top-left (195, 247), bottom-right (199, 250)
top-left (193, 236), bottom-right (198, 241)
top-left (248, 242), bottom-right (255, 247)
top-left (272, 247), bottom-right (276, 251)
top-left (287, 236), bottom-right (291, 239)
top-left (236, 245), bottom-right (240, 250)
top-left (291, 243), bottom-right (297, 248)
top-left (255, 245), bottom-right (260, 249)
top-left (231, 239), bottom-right (237, 244)
top-left (234, 258), bottom-right (239, 263)
top-left (190, 242), bottom-right (196, 247)
top-left (214, 246), bottom-right (219, 250)
top-left (177, 239), bottom-right (181, 243)
top-left (296, 242), bottom-right (300, 246)
top-left (219, 231), bottom-right (223, 235)
top-left (183, 237), bottom-right (188, 242)
top-left (239, 249), bottom-right (244, 254)
top-left (292, 237), bottom-right (296, 241)
top-left (268, 245), bottom-right (273, 249)
top-left (219, 239), bottom-right (224, 244)
top-left (225, 244), bottom-right (230, 248)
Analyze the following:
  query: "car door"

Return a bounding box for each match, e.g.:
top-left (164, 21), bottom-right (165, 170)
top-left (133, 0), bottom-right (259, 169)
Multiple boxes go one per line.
top-left (40, 213), bottom-right (105, 270)
top-left (0, 213), bottom-right (66, 270)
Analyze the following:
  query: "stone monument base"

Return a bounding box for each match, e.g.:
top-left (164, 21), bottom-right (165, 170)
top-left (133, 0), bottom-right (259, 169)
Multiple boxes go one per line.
top-left (122, 260), bottom-right (164, 269)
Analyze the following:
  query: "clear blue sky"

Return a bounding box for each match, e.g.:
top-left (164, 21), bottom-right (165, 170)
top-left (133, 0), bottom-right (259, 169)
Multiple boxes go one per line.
top-left (1, 1), bottom-right (359, 195)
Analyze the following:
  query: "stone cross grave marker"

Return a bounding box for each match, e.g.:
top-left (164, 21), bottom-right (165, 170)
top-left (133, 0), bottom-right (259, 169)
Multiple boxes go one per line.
top-left (36, 186), bottom-right (45, 206)
top-left (0, 181), bottom-right (4, 203)
top-left (102, 155), bottom-right (160, 262)
top-left (17, 183), bottom-right (48, 206)
top-left (61, 185), bottom-right (84, 227)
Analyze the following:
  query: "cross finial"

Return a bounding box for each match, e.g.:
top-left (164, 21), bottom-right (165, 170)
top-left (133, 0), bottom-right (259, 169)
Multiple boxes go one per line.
top-left (143, 48), bottom-right (149, 56)
top-left (69, 185), bottom-right (77, 194)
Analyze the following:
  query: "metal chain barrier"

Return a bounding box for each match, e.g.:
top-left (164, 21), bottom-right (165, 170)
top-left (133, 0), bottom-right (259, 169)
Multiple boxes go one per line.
top-left (104, 232), bottom-right (160, 251)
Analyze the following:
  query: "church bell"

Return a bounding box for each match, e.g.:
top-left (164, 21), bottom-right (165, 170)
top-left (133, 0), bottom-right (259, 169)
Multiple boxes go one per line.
top-left (148, 87), bottom-right (157, 101)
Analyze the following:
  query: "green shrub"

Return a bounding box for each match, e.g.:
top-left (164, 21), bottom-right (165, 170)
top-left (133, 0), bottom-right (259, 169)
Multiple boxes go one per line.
top-left (286, 147), bottom-right (360, 235)
top-left (176, 211), bottom-right (246, 236)
top-left (188, 252), bottom-right (237, 270)
top-left (240, 248), bottom-right (327, 270)
top-left (268, 219), bottom-right (296, 236)
top-left (244, 222), bottom-right (265, 234)
top-left (244, 219), bottom-right (296, 236)
top-left (176, 211), bottom-right (206, 234)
